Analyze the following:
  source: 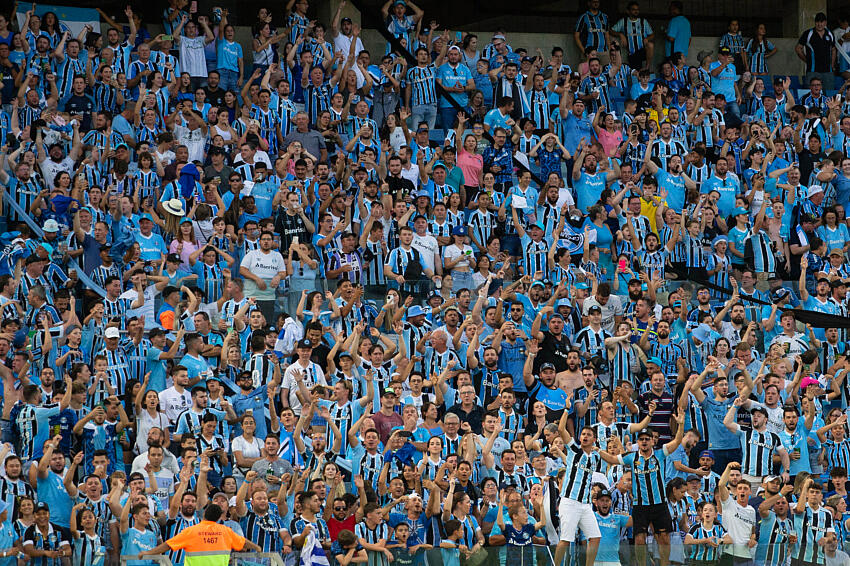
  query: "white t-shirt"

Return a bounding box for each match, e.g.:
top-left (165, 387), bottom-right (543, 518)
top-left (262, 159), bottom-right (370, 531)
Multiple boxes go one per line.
top-left (136, 410), bottom-right (170, 454)
top-left (173, 123), bottom-right (206, 163)
top-left (231, 435), bottom-right (263, 475)
top-left (412, 233), bottom-right (439, 272)
top-left (720, 494), bottom-right (756, 558)
top-left (159, 386), bottom-right (191, 427)
top-left (281, 360), bottom-right (327, 415)
top-left (333, 32), bottom-right (364, 58)
top-left (41, 157), bottom-right (75, 189)
top-left (582, 295), bottom-right (623, 334)
top-left (443, 244), bottom-right (475, 272)
top-left (179, 35), bottom-right (207, 77)
top-left (240, 249), bottom-right (286, 301)
top-left (826, 550), bottom-right (850, 566)
top-left (122, 284), bottom-right (160, 330)
top-left (401, 164), bottom-right (420, 187)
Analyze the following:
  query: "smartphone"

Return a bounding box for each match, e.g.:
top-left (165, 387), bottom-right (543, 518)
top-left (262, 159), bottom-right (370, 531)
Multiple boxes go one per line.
top-left (292, 236), bottom-right (299, 245)
top-left (189, 0), bottom-right (197, 12)
top-left (162, 34), bottom-right (173, 41)
top-left (455, 31), bottom-right (462, 43)
top-left (618, 258), bottom-right (627, 271)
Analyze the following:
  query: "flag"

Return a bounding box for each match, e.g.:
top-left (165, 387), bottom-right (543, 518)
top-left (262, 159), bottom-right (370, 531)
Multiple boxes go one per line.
top-left (299, 531), bottom-right (330, 566)
top-left (16, 2), bottom-right (100, 39)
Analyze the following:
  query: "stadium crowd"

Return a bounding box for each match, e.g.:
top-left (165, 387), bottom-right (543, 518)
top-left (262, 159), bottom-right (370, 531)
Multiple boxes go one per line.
top-left (3, 0), bottom-right (850, 565)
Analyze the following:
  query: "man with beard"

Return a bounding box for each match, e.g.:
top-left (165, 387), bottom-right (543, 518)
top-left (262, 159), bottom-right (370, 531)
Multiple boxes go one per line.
top-left (572, 141), bottom-right (618, 213)
top-left (505, 279), bottom-right (546, 331)
top-left (468, 346), bottom-right (502, 406)
top-left (713, 297), bottom-right (750, 348)
top-left (639, 319), bottom-right (685, 383)
top-left (234, 472), bottom-right (290, 553)
top-left (163, 467), bottom-right (201, 565)
top-left (524, 340), bottom-right (569, 420)
top-left (687, 287), bottom-right (718, 327)
top-left (0, 452), bottom-right (33, 520)
top-left (531, 309), bottom-right (572, 373)
top-left (644, 149), bottom-right (696, 212)
top-left (131, 428), bottom-right (180, 475)
top-left (690, 360), bottom-right (742, 472)
top-left (799, 257), bottom-right (841, 341)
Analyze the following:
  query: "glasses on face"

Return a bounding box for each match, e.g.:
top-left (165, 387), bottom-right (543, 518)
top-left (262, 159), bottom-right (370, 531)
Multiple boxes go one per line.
top-left (334, 506), bottom-right (347, 511)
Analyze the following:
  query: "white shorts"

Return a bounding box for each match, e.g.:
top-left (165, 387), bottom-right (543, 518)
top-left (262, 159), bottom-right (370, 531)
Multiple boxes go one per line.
top-left (559, 498), bottom-right (601, 542)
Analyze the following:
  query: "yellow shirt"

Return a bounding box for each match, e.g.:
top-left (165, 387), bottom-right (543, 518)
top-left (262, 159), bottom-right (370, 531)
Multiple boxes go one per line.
top-left (640, 196), bottom-right (667, 234)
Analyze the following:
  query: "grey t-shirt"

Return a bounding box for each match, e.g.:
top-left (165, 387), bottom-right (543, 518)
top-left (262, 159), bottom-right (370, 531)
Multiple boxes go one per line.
top-left (251, 457), bottom-right (294, 480)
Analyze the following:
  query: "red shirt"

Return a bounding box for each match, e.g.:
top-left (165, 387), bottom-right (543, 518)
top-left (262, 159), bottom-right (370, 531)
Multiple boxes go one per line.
top-left (327, 514), bottom-right (357, 542)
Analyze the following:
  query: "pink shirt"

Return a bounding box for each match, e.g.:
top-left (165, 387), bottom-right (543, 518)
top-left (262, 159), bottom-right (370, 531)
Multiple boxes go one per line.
top-left (457, 148), bottom-right (484, 187)
top-left (597, 128), bottom-right (623, 157)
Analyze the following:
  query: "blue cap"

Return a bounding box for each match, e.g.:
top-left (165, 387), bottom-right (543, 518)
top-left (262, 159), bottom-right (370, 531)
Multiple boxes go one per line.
top-left (139, 213), bottom-right (154, 223)
top-left (712, 235), bottom-right (728, 247)
top-left (647, 356), bottom-right (663, 366)
top-left (549, 313), bottom-right (564, 321)
top-left (575, 282), bottom-right (589, 290)
top-left (339, 350), bottom-right (353, 359)
top-left (407, 305), bottom-right (425, 317)
top-left (432, 161), bottom-right (447, 171)
top-left (531, 221), bottom-right (546, 231)
top-left (452, 225), bottom-right (468, 236)
top-left (530, 280), bottom-right (545, 289)
top-left (699, 450), bottom-right (715, 460)
top-left (556, 298), bottom-right (573, 309)
top-left (731, 207), bottom-right (749, 217)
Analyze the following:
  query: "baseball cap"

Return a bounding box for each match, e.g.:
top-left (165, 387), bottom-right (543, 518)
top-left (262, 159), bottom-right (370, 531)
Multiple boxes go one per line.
top-left (452, 225), bottom-right (468, 236)
top-left (597, 488), bottom-right (612, 499)
top-left (104, 327), bottom-right (120, 339)
top-left (166, 253), bottom-right (182, 263)
top-left (530, 280), bottom-right (545, 289)
top-left (808, 185), bottom-right (824, 198)
top-left (339, 351), bottom-right (353, 359)
top-left (35, 502), bottom-right (50, 513)
top-left (341, 16), bottom-right (352, 23)
top-left (296, 338), bottom-right (313, 349)
top-left (539, 362), bottom-right (556, 372)
top-left (699, 450), bottom-right (715, 460)
top-left (99, 244), bottom-right (112, 252)
top-left (381, 387), bottom-right (397, 397)
top-left (686, 474), bottom-right (700, 482)
top-left (575, 282), bottom-right (589, 290)
top-left (407, 305), bottom-right (425, 317)
top-left (731, 207), bottom-right (749, 217)
top-left (764, 475), bottom-right (782, 484)
top-left (549, 313), bottom-right (565, 321)
top-left (771, 287), bottom-right (791, 302)
top-left (432, 161), bottom-right (448, 171)
top-left (556, 298), bottom-right (573, 309)
top-left (646, 356), bottom-right (662, 366)
top-left (830, 248), bottom-right (845, 257)
top-left (531, 221), bottom-right (545, 231)
top-left (139, 213), bottom-right (154, 223)
top-left (636, 428), bottom-right (653, 438)
top-left (718, 46), bottom-right (732, 56)
top-left (751, 405), bottom-right (769, 416)
top-left (588, 305), bottom-right (602, 314)
top-left (42, 219), bottom-right (60, 233)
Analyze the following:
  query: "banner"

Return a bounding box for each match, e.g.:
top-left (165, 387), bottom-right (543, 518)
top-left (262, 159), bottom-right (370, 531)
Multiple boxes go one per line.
top-left (16, 2), bottom-right (100, 40)
top-left (2, 191), bottom-right (106, 298)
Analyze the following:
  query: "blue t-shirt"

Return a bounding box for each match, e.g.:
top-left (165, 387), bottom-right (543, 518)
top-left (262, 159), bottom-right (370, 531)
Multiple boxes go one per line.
top-left (178, 354), bottom-right (211, 382)
top-left (779, 421), bottom-right (812, 475)
top-left (483, 108), bottom-right (510, 131)
top-left (666, 16), bottom-right (691, 57)
top-left (575, 171), bottom-right (608, 212)
top-left (709, 61), bottom-right (737, 101)
top-left (700, 395), bottom-right (738, 450)
top-left (145, 346), bottom-right (167, 392)
top-left (701, 175), bottom-right (740, 217)
top-left (216, 39), bottom-right (243, 72)
top-left (596, 512), bottom-right (630, 562)
top-left (135, 232), bottom-right (168, 261)
top-left (36, 470), bottom-right (73, 527)
top-left (121, 527), bottom-right (158, 566)
top-left (657, 170), bottom-right (686, 211)
top-left (437, 63), bottom-right (474, 109)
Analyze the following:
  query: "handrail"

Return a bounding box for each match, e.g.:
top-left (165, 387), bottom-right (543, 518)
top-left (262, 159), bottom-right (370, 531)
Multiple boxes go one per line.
top-left (232, 552), bottom-right (287, 566)
top-left (120, 555), bottom-right (174, 566)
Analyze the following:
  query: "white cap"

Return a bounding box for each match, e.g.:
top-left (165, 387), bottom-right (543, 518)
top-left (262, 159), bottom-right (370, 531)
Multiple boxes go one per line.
top-left (104, 327), bottom-right (120, 339)
top-left (808, 185), bottom-right (824, 197)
